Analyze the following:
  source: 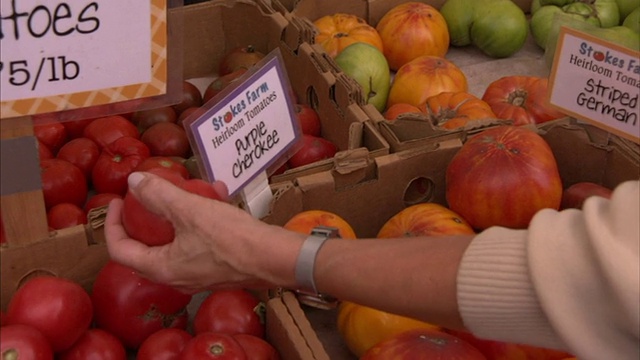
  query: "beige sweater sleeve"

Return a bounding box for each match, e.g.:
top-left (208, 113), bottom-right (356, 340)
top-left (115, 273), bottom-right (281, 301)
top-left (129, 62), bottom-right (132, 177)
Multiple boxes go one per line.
top-left (457, 180), bottom-right (640, 360)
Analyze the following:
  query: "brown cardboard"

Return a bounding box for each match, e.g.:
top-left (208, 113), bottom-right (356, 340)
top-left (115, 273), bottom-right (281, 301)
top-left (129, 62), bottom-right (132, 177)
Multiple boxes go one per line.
top-left (262, 118), bottom-right (640, 359)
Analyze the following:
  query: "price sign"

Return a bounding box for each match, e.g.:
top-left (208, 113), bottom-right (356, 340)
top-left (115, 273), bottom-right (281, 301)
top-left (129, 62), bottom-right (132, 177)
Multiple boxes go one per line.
top-left (548, 26), bottom-right (640, 143)
top-left (0, 0), bottom-right (169, 118)
top-left (185, 49), bottom-right (300, 200)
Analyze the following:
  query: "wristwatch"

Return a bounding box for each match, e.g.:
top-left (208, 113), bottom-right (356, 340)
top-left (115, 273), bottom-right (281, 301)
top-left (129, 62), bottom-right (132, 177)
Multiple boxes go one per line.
top-left (294, 225), bottom-right (340, 309)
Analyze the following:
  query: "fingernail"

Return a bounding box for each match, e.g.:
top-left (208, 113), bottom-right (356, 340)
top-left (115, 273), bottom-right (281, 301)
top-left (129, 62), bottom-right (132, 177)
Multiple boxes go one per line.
top-left (128, 172), bottom-right (145, 189)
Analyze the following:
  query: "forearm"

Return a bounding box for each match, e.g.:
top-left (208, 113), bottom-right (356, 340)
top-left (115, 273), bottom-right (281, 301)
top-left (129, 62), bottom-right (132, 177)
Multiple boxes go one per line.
top-left (311, 235), bottom-right (474, 330)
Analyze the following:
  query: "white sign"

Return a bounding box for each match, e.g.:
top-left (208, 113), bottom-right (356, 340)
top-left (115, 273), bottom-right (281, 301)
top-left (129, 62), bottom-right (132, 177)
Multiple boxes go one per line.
top-left (548, 27), bottom-right (640, 143)
top-left (0, 0), bottom-right (168, 118)
top-left (186, 52), bottom-right (300, 198)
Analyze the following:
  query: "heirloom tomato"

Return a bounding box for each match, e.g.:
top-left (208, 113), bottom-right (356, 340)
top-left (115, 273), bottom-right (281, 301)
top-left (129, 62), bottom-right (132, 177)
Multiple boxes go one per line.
top-left (388, 56), bottom-right (468, 108)
top-left (420, 91), bottom-right (497, 130)
top-left (203, 68), bottom-right (248, 103)
top-left (47, 203), bottom-right (87, 230)
top-left (137, 328), bottom-right (192, 360)
top-left (33, 119), bottom-right (68, 155)
top-left (140, 122), bottom-right (191, 158)
top-left (560, 182), bottom-right (613, 210)
top-left (57, 329), bottom-right (127, 360)
top-left (376, 2), bottom-right (450, 70)
top-left (180, 332), bottom-right (247, 360)
top-left (91, 136), bottom-right (151, 195)
top-left (134, 156), bottom-right (190, 179)
top-left (313, 13), bottom-right (383, 58)
top-left (62, 116), bottom-right (96, 139)
top-left (287, 135), bottom-right (338, 169)
top-left (6, 276), bottom-right (93, 352)
top-left (383, 103), bottom-right (422, 121)
top-left (83, 115), bottom-right (140, 150)
top-left (481, 76), bottom-right (565, 126)
top-left (0, 324), bottom-right (53, 360)
top-left (91, 260), bottom-right (192, 349)
top-left (121, 167), bottom-right (226, 246)
top-left (219, 45), bottom-right (266, 76)
top-left (376, 202), bottom-right (475, 238)
top-left (295, 104), bottom-right (321, 136)
top-left (37, 139), bottom-right (54, 161)
top-left (193, 289), bottom-right (265, 338)
top-left (284, 209), bottom-right (357, 239)
top-left (360, 328), bottom-right (486, 359)
top-left (173, 80), bottom-right (203, 115)
top-left (40, 158), bottom-right (88, 209)
top-left (233, 334), bottom-right (281, 360)
top-left (56, 137), bottom-right (100, 181)
top-left (131, 106), bottom-right (178, 133)
top-left (446, 125), bottom-right (563, 230)
top-left (337, 301), bottom-right (441, 358)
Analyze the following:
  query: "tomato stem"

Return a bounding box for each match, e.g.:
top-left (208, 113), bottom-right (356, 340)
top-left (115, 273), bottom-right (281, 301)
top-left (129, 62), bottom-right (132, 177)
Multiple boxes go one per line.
top-left (508, 89), bottom-right (528, 107)
top-left (2, 349), bottom-right (19, 360)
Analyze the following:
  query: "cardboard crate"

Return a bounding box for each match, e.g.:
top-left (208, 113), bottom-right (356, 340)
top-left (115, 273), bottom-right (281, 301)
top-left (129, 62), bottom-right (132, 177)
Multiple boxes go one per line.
top-left (179, 0), bottom-right (389, 184)
top-left (262, 118), bottom-right (640, 359)
top-left (272, 0), bottom-right (551, 153)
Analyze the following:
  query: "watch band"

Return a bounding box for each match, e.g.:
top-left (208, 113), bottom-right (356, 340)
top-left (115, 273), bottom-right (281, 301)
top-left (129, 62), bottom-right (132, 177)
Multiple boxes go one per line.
top-left (294, 226), bottom-right (340, 294)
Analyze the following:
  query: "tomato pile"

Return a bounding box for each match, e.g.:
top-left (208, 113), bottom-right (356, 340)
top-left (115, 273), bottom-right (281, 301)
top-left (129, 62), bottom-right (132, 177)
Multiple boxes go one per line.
top-left (0, 274), bottom-right (279, 359)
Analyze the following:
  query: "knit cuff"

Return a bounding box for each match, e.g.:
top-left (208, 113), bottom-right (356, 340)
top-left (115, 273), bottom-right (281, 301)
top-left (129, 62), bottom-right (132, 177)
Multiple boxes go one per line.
top-left (457, 226), bottom-right (565, 349)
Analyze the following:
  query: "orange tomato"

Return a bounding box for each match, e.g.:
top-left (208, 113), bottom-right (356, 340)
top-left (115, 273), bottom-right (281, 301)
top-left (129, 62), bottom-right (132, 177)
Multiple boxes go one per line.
top-left (376, 2), bottom-right (450, 71)
top-left (313, 13), bottom-right (383, 58)
top-left (337, 301), bottom-right (441, 358)
top-left (383, 103), bottom-right (423, 121)
top-left (387, 55), bottom-right (468, 108)
top-left (377, 202), bottom-right (475, 238)
top-left (283, 209), bottom-right (357, 239)
top-left (420, 91), bottom-right (497, 130)
top-left (481, 76), bottom-right (565, 126)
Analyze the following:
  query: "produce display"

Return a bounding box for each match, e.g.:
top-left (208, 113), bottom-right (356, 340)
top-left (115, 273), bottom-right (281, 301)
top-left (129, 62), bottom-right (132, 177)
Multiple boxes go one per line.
top-left (1, 0), bottom-right (638, 359)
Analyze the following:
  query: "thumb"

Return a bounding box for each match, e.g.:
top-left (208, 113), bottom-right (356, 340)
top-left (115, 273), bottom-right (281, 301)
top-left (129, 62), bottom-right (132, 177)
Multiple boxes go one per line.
top-left (126, 171), bottom-right (199, 220)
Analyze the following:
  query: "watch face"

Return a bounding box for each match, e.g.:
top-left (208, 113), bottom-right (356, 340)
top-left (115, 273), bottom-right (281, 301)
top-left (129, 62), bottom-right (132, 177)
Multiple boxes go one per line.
top-left (295, 291), bottom-right (338, 310)
top-left (311, 226), bottom-right (341, 238)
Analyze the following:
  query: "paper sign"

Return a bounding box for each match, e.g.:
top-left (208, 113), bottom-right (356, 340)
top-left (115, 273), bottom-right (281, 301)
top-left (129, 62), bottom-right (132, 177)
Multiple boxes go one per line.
top-left (548, 27), bottom-right (640, 143)
top-left (0, 0), bottom-right (168, 118)
top-left (186, 50), bottom-right (300, 198)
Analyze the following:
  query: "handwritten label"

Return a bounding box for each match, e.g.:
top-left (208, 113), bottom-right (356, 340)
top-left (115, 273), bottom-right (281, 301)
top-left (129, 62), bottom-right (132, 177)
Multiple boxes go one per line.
top-left (548, 27), bottom-right (640, 143)
top-left (0, 0), bottom-right (168, 118)
top-left (187, 52), bottom-right (299, 197)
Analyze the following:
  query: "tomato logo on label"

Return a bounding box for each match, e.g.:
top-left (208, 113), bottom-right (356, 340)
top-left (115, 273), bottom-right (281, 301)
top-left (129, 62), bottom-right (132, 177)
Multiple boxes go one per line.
top-left (593, 51), bottom-right (605, 61)
top-left (224, 112), bottom-right (233, 123)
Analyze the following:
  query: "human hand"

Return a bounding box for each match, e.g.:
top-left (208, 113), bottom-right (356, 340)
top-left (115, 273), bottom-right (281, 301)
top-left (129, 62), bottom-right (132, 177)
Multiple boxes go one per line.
top-left (104, 171), bottom-right (303, 293)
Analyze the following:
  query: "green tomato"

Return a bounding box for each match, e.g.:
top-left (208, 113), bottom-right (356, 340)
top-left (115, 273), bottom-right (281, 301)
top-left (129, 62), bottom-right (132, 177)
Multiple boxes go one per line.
top-left (334, 42), bottom-right (390, 113)
top-left (440, 0), bottom-right (528, 58)
top-left (616, 0), bottom-right (640, 20)
top-left (622, 6), bottom-right (640, 32)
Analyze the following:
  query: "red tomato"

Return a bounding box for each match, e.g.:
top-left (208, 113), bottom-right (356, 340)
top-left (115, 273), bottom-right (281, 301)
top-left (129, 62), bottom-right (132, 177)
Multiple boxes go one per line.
top-left (62, 117), bottom-right (97, 139)
top-left (173, 81), bottom-right (203, 115)
top-left (92, 136), bottom-right (151, 195)
top-left (0, 324), bottom-right (54, 360)
top-left (1, 310), bottom-right (7, 326)
top-left (57, 328), bottom-right (127, 360)
top-left (177, 106), bottom-right (202, 126)
top-left (40, 158), bottom-right (88, 209)
top-left (203, 68), bottom-right (248, 103)
top-left (295, 104), bottom-right (321, 136)
top-left (33, 119), bottom-right (68, 154)
top-left (6, 276), bottom-right (93, 352)
top-left (137, 328), bottom-right (192, 360)
top-left (84, 193), bottom-right (123, 213)
top-left (132, 106), bottom-right (178, 132)
top-left (287, 135), bottom-right (338, 169)
top-left (47, 203), bottom-right (87, 230)
top-left (135, 156), bottom-right (190, 179)
top-left (141, 122), bottom-right (191, 158)
top-left (57, 137), bottom-right (100, 181)
top-left (180, 332), bottom-right (247, 360)
top-left (360, 328), bottom-right (486, 359)
top-left (91, 260), bottom-right (192, 350)
top-left (38, 140), bottom-right (54, 161)
top-left (233, 334), bottom-right (280, 360)
top-left (560, 182), bottom-right (613, 210)
top-left (121, 168), bottom-right (225, 246)
top-left (193, 289), bottom-right (265, 338)
top-left (83, 115), bottom-right (140, 150)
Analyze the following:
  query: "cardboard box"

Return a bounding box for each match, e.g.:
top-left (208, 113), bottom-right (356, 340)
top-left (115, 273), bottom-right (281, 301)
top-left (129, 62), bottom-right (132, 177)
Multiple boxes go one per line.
top-left (262, 118), bottom-right (640, 359)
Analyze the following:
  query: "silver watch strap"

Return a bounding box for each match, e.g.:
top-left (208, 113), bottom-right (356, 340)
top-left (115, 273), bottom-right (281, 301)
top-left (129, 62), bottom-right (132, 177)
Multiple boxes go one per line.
top-left (294, 233), bottom-right (329, 294)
